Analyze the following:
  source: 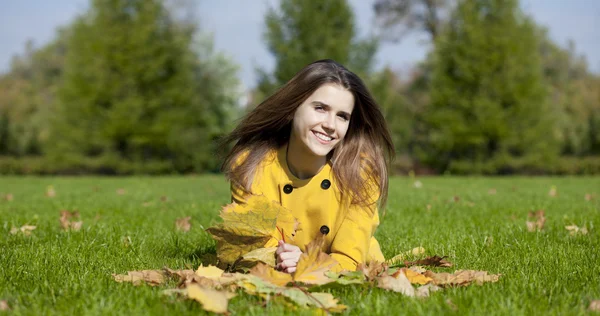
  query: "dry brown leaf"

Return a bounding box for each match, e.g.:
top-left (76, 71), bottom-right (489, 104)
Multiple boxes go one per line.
top-left (60, 210), bottom-right (82, 231)
top-left (0, 300), bottom-right (9, 311)
top-left (416, 283), bottom-right (442, 298)
top-left (186, 284), bottom-right (235, 314)
top-left (395, 268), bottom-right (433, 285)
top-left (112, 270), bottom-right (165, 286)
top-left (585, 194), bottom-right (595, 201)
top-left (116, 188), bottom-right (126, 195)
top-left (357, 261), bottom-right (387, 281)
top-left (385, 247), bottom-right (426, 265)
top-left (10, 225), bottom-right (36, 236)
top-left (161, 196), bottom-right (168, 202)
top-left (375, 271), bottom-right (415, 297)
top-left (488, 188), bottom-right (497, 195)
top-left (206, 195), bottom-right (299, 265)
top-left (404, 255), bottom-right (453, 268)
top-left (175, 216), bottom-right (191, 232)
top-left (250, 263), bottom-right (293, 286)
top-left (565, 224), bottom-right (588, 236)
top-left (526, 210), bottom-right (546, 232)
top-left (2, 193), bottom-right (13, 201)
top-left (446, 299), bottom-right (458, 311)
top-left (46, 185), bottom-right (56, 197)
top-left (424, 270), bottom-right (500, 287)
top-left (164, 268), bottom-right (196, 281)
top-left (589, 300), bottom-right (600, 312)
top-left (293, 235), bottom-right (338, 285)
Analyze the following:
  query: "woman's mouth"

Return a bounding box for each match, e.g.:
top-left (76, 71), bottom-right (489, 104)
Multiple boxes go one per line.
top-left (312, 131), bottom-right (333, 143)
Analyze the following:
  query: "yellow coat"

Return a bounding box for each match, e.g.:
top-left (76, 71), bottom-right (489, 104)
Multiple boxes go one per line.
top-left (231, 145), bottom-right (384, 272)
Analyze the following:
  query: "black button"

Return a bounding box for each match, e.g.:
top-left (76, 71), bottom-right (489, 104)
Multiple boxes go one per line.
top-left (283, 184), bottom-right (294, 194)
top-left (320, 225), bottom-right (330, 235)
top-left (320, 179), bottom-right (331, 190)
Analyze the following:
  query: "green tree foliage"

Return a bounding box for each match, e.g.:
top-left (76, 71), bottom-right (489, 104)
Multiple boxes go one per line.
top-left (47, 0), bottom-right (240, 173)
top-left (257, 0), bottom-right (378, 97)
top-left (423, 0), bottom-right (559, 173)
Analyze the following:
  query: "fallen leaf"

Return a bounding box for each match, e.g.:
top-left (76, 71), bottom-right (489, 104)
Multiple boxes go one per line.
top-left (416, 283), bottom-right (442, 298)
top-left (249, 263), bottom-right (293, 286)
top-left (357, 261), bottom-right (387, 281)
top-left (186, 284), bottom-right (235, 314)
top-left (385, 247), bottom-right (426, 265)
top-left (164, 268), bottom-right (197, 281)
top-left (60, 210), bottom-right (82, 231)
top-left (375, 271), bottom-right (415, 297)
top-left (2, 193), bottom-right (13, 201)
top-left (404, 255), bottom-right (453, 268)
top-left (206, 195), bottom-right (299, 265)
top-left (10, 225), bottom-right (36, 236)
top-left (195, 265), bottom-right (225, 279)
top-left (413, 180), bottom-right (422, 188)
top-left (446, 298), bottom-right (458, 311)
top-left (116, 188), bottom-right (126, 195)
top-left (589, 300), bottom-right (600, 311)
top-left (395, 268), bottom-right (433, 285)
top-left (161, 196), bottom-right (168, 202)
top-left (112, 270), bottom-right (165, 286)
top-left (426, 204), bottom-right (431, 211)
top-left (46, 185), bottom-right (56, 197)
top-left (548, 185), bottom-right (557, 197)
top-left (565, 224), bottom-right (588, 236)
top-left (424, 270), bottom-right (500, 287)
top-left (526, 210), bottom-right (546, 232)
top-left (453, 196), bottom-right (460, 202)
top-left (0, 300), bottom-right (9, 311)
top-left (293, 235), bottom-right (338, 285)
top-left (585, 194), bottom-right (595, 201)
top-left (488, 188), bottom-right (497, 195)
top-left (175, 216), bottom-right (191, 232)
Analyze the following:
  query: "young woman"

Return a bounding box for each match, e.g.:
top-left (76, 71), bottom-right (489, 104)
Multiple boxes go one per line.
top-left (221, 59), bottom-right (394, 273)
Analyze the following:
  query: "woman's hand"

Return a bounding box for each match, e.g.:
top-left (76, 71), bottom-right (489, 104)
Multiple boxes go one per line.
top-left (275, 240), bottom-right (302, 273)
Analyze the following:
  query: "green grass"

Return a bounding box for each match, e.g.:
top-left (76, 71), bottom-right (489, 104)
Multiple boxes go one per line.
top-left (1, 176), bottom-right (599, 315)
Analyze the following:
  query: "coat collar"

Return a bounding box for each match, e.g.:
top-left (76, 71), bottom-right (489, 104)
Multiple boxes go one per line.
top-left (276, 144), bottom-right (333, 188)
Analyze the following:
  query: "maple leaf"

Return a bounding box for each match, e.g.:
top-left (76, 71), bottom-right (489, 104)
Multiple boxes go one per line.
top-left (375, 270), bottom-right (415, 297)
top-left (357, 261), bottom-right (387, 281)
top-left (206, 195), bottom-right (299, 265)
top-left (565, 224), bottom-right (588, 236)
top-left (175, 216), bottom-right (191, 232)
top-left (526, 210), bottom-right (546, 232)
top-left (195, 265), bottom-right (225, 279)
top-left (249, 263), bottom-right (293, 286)
top-left (186, 284), bottom-right (236, 314)
top-left (394, 268), bottom-right (433, 285)
top-left (385, 247), bottom-right (425, 266)
top-left (292, 235), bottom-right (338, 285)
top-left (424, 270), bottom-right (500, 287)
top-left (112, 270), bottom-right (165, 286)
top-left (404, 255), bottom-right (453, 268)
top-left (10, 225), bottom-right (36, 236)
top-left (59, 210), bottom-right (83, 231)
top-left (240, 247), bottom-right (277, 267)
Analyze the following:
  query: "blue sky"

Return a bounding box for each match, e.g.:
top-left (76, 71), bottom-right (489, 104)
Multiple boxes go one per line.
top-left (1, 0), bottom-right (598, 90)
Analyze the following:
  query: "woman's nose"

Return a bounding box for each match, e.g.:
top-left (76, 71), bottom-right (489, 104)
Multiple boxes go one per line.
top-left (322, 114), bottom-right (335, 131)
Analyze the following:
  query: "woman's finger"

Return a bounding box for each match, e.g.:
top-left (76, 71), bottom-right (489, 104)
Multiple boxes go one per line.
top-left (278, 251), bottom-right (301, 261)
top-left (281, 243), bottom-right (301, 253)
top-left (284, 267), bottom-right (296, 273)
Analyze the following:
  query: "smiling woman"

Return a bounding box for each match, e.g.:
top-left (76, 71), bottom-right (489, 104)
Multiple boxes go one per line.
top-left (219, 59), bottom-right (394, 273)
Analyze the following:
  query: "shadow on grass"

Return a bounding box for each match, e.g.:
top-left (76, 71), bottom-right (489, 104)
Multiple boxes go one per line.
top-left (186, 244), bottom-right (218, 266)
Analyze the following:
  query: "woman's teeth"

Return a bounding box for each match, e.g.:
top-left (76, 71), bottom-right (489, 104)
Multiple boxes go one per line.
top-left (314, 132), bottom-right (332, 141)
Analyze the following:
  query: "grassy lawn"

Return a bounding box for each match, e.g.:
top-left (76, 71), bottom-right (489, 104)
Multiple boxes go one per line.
top-left (1, 176), bottom-right (599, 315)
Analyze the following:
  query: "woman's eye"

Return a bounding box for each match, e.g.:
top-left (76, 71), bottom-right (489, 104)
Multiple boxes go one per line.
top-left (338, 114), bottom-right (349, 122)
top-left (315, 106), bottom-right (324, 111)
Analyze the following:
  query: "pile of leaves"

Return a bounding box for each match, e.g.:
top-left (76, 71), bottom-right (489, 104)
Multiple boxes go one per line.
top-left (112, 195), bottom-right (501, 313)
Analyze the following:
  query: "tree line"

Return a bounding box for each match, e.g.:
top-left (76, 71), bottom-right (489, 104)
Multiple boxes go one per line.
top-left (0, 0), bottom-right (598, 175)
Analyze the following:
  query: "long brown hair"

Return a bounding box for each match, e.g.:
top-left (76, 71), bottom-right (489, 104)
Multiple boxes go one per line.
top-left (220, 59), bottom-right (394, 209)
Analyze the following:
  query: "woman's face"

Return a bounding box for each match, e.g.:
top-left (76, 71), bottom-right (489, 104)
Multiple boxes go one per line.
top-left (290, 83), bottom-right (355, 158)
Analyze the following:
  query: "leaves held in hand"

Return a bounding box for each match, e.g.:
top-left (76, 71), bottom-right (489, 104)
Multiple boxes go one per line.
top-left (240, 247), bottom-right (277, 267)
top-left (250, 263), bottom-right (293, 286)
top-left (60, 210), bottom-right (83, 231)
top-left (175, 216), bottom-right (191, 232)
top-left (206, 195), bottom-right (299, 266)
top-left (292, 235), bottom-right (338, 285)
top-left (10, 225), bottom-right (37, 236)
top-left (526, 210), bottom-right (546, 232)
top-left (565, 224), bottom-right (588, 236)
top-left (404, 255), bottom-right (453, 268)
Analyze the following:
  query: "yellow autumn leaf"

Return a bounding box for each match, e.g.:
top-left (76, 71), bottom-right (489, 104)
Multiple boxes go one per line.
top-left (385, 247), bottom-right (425, 265)
top-left (186, 284), bottom-right (236, 314)
top-left (396, 268), bottom-right (433, 285)
top-left (206, 195), bottom-right (299, 265)
top-left (195, 265), bottom-right (225, 279)
top-left (241, 247), bottom-right (277, 267)
top-left (249, 263), bottom-right (293, 287)
top-left (375, 271), bottom-right (415, 297)
top-left (293, 235), bottom-right (338, 285)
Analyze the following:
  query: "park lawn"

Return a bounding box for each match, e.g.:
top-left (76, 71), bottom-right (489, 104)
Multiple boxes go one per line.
top-left (0, 176), bottom-right (599, 315)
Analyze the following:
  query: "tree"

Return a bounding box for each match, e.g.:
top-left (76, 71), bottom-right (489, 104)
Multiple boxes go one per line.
top-left (373, 0), bottom-right (453, 42)
top-left (48, 0), bottom-right (240, 173)
top-left (257, 0), bottom-right (377, 97)
top-left (423, 0), bottom-right (559, 173)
